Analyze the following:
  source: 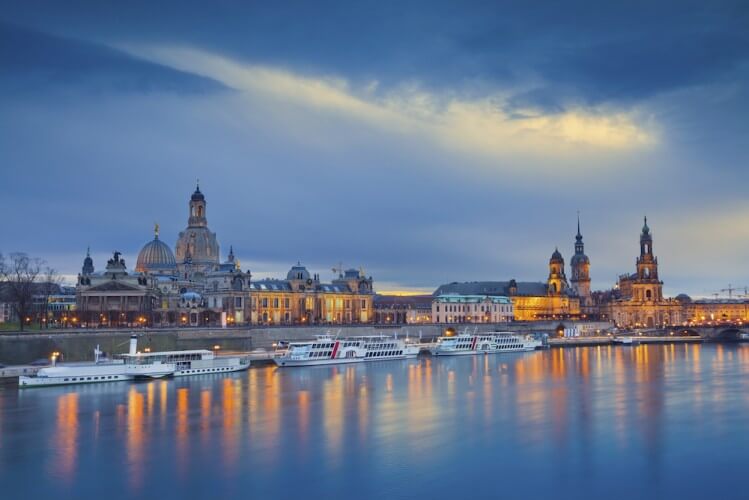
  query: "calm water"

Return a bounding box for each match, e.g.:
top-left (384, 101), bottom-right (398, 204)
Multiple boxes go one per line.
top-left (2, 344), bottom-right (749, 499)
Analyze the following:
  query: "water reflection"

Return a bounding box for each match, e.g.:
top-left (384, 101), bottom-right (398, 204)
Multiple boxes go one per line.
top-left (53, 392), bottom-right (79, 482)
top-left (5, 344), bottom-right (749, 499)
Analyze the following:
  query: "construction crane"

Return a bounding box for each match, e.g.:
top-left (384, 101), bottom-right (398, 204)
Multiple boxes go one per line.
top-left (718, 284), bottom-right (749, 299)
top-left (332, 262), bottom-right (344, 279)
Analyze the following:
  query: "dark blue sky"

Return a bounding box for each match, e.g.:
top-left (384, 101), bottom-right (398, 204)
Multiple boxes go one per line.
top-left (1, 1), bottom-right (747, 296)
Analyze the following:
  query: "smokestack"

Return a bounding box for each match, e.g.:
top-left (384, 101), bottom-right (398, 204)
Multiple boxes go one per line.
top-left (129, 335), bottom-right (138, 355)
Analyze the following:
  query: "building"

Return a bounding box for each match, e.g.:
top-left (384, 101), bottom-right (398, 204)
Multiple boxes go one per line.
top-left (570, 216), bottom-right (593, 315)
top-left (434, 246), bottom-right (581, 321)
top-left (604, 218), bottom-right (682, 327)
top-left (373, 294), bottom-right (434, 324)
top-left (432, 294), bottom-right (513, 323)
top-left (75, 184), bottom-right (374, 327)
top-left (249, 266), bottom-right (373, 325)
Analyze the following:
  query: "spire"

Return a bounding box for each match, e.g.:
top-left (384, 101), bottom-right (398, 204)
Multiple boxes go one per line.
top-left (642, 215), bottom-right (650, 234)
top-left (576, 212), bottom-right (583, 243)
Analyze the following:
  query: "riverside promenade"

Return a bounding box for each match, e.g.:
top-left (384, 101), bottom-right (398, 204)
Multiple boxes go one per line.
top-left (0, 319), bottom-right (715, 369)
top-left (0, 321), bottom-right (613, 365)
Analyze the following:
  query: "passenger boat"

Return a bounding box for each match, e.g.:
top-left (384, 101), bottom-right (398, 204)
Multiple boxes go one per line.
top-left (273, 334), bottom-right (421, 367)
top-left (18, 337), bottom-right (173, 388)
top-left (273, 335), bottom-right (366, 367)
top-left (360, 335), bottom-right (420, 361)
top-left (431, 332), bottom-right (542, 356)
top-left (18, 335), bottom-right (250, 388)
top-left (121, 349), bottom-right (250, 376)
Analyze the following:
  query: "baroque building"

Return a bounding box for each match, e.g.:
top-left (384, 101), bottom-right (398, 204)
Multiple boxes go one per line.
top-left (76, 185), bottom-right (374, 327)
top-left (604, 218), bottom-right (682, 327)
top-left (570, 216), bottom-right (593, 315)
top-left (433, 246), bottom-right (581, 321)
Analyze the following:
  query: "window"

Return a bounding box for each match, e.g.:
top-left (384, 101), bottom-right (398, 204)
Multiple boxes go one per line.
top-left (361, 299), bottom-right (367, 310)
top-left (235, 297), bottom-right (242, 308)
top-left (273, 298), bottom-right (279, 308)
top-left (284, 298), bottom-right (290, 308)
top-left (262, 298), bottom-right (268, 308)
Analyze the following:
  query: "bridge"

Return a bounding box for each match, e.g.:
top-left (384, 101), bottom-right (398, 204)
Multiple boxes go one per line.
top-left (646, 325), bottom-right (749, 341)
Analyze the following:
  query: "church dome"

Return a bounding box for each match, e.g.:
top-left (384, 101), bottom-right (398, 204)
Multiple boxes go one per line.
top-left (570, 253), bottom-right (589, 265)
top-left (287, 263), bottom-right (311, 281)
top-left (136, 232), bottom-right (177, 273)
top-left (550, 248), bottom-right (564, 263)
top-left (191, 184), bottom-right (205, 202)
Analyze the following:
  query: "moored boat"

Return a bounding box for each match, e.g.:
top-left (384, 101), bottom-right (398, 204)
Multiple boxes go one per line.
top-left (273, 335), bottom-right (366, 367)
top-left (431, 331), bottom-right (542, 356)
top-left (18, 337), bottom-right (174, 388)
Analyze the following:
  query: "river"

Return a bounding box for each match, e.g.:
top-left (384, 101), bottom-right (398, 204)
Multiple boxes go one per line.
top-left (2, 343), bottom-right (749, 499)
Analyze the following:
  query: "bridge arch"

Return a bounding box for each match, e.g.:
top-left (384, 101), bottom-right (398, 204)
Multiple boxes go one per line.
top-left (713, 328), bottom-right (743, 341)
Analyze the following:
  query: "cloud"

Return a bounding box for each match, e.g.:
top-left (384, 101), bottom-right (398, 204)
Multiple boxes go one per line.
top-left (123, 45), bottom-right (657, 170)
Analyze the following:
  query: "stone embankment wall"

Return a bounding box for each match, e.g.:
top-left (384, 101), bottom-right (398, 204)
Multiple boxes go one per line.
top-left (0, 321), bottom-right (613, 364)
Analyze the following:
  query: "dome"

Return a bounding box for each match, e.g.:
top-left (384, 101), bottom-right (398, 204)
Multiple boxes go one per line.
top-left (287, 263), bottom-right (311, 281)
top-left (191, 184), bottom-right (205, 202)
top-left (570, 253), bottom-right (590, 266)
top-left (181, 291), bottom-right (202, 301)
top-left (550, 248), bottom-right (564, 263)
top-left (675, 293), bottom-right (692, 303)
top-left (175, 227), bottom-right (220, 266)
top-left (136, 234), bottom-right (177, 273)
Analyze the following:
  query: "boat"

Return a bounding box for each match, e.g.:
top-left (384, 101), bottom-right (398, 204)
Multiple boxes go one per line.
top-left (18, 337), bottom-right (174, 388)
top-left (121, 349), bottom-right (250, 376)
top-left (273, 333), bottom-right (421, 367)
top-left (360, 335), bottom-right (421, 361)
top-left (273, 334), bottom-right (366, 367)
top-left (18, 335), bottom-right (250, 388)
top-left (614, 336), bottom-right (636, 345)
top-left (431, 331), bottom-right (542, 356)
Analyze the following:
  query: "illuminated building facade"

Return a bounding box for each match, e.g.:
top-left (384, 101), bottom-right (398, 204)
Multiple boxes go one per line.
top-left (605, 218), bottom-right (682, 327)
top-left (75, 185), bottom-right (374, 327)
top-left (431, 294), bottom-right (514, 323)
top-left (433, 247), bottom-right (582, 321)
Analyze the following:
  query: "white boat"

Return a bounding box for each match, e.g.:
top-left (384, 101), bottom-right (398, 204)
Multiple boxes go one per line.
top-left (431, 332), bottom-right (542, 356)
top-left (19, 335), bottom-right (250, 388)
top-left (273, 334), bottom-right (421, 367)
top-left (121, 349), bottom-right (250, 376)
top-left (18, 337), bottom-right (174, 388)
top-left (360, 335), bottom-right (420, 361)
top-left (273, 335), bottom-right (366, 367)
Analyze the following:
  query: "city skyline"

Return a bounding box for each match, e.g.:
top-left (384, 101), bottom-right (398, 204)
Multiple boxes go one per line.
top-left (1, 2), bottom-right (748, 297)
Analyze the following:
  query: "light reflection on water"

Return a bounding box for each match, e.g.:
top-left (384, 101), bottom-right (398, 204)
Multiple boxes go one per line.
top-left (2, 344), bottom-right (749, 499)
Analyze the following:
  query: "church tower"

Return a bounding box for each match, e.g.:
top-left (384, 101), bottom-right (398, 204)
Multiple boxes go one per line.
top-left (632, 216), bottom-right (663, 302)
top-left (570, 215), bottom-right (591, 302)
top-left (175, 183), bottom-right (220, 277)
top-left (547, 248), bottom-right (568, 295)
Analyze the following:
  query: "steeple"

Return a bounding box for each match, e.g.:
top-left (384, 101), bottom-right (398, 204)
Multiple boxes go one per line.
top-left (82, 246), bottom-right (94, 275)
top-left (570, 214), bottom-right (591, 302)
top-left (188, 183), bottom-right (207, 227)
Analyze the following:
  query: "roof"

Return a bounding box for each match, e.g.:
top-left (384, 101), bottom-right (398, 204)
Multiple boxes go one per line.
top-left (374, 294), bottom-right (434, 308)
top-left (434, 281), bottom-right (548, 297)
top-left (434, 294), bottom-right (512, 304)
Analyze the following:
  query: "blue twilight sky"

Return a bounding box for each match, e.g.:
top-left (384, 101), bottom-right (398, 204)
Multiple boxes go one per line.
top-left (0, 1), bottom-right (747, 296)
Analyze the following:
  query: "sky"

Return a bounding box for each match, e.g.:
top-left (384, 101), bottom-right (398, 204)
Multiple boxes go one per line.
top-left (0, 1), bottom-right (747, 297)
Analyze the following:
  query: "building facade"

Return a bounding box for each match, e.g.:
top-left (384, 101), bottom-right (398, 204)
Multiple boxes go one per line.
top-left (432, 294), bottom-right (514, 323)
top-left (604, 218), bottom-right (683, 327)
top-left (75, 185), bottom-right (374, 327)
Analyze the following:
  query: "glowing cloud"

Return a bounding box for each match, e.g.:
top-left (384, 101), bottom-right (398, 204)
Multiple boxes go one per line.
top-left (122, 45), bottom-right (658, 171)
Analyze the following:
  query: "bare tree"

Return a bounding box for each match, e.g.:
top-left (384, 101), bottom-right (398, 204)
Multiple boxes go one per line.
top-left (38, 266), bottom-right (62, 328)
top-left (0, 252), bottom-right (43, 332)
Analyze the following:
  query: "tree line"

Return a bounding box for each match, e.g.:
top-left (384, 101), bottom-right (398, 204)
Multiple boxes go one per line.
top-left (0, 252), bottom-right (61, 331)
